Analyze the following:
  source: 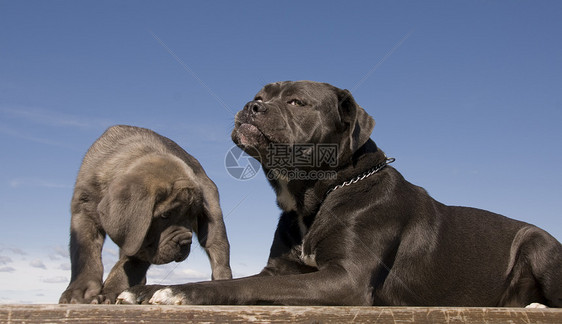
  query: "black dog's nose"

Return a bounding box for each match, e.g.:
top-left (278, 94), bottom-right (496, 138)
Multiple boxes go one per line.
top-left (246, 101), bottom-right (268, 115)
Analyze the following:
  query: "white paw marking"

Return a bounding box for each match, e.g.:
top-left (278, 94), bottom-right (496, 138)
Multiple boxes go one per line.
top-left (276, 180), bottom-right (297, 212)
top-left (301, 252), bottom-right (318, 268)
top-left (149, 288), bottom-right (185, 305)
top-left (116, 291), bottom-right (136, 304)
top-left (525, 302), bottom-right (548, 309)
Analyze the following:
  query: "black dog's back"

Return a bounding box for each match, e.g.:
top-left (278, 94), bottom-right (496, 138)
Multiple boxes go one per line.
top-left (443, 205), bottom-right (562, 307)
top-left (389, 196), bottom-right (562, 306)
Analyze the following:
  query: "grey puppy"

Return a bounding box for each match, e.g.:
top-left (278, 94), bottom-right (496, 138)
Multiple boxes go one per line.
top-left (59, 125), bottom-right (232, 304)
top-left (119, 81), bottom-right (561, 307)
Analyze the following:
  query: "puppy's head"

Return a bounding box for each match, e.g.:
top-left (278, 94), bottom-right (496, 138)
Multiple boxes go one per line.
top-left (232, 81), bottom-right (375, 168)
top-left (97, 154), bottom-right (199, 265)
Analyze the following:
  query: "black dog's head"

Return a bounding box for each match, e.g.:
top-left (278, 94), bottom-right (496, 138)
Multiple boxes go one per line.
top-left (232, 81), bottom-right (375, 169)
top-left (97, 154), bottom-right (198, 265)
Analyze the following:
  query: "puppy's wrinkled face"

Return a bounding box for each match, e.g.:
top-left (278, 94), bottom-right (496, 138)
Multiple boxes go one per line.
top-left (100, 155), bottom-right (199, 265)
top-left (135, 187), bottom-right (194, 265)
top-left (232, 81), bottom-right (346, 162)
top-left (131, 159), bottom-right (197, 265)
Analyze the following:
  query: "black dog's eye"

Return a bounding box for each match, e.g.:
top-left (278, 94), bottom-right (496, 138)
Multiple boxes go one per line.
top-left (254, 97), bottom-right (263, 102)
top-left (160, 211), bottom-right (171, 219)
top-left (288, 99), bottom-right (306, 107)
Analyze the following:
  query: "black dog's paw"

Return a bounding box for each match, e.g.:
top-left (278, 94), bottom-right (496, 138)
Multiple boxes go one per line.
top-left (116, 285), bottom-right (185, 305)
top-left (147, 287), bottom-right (191, 305)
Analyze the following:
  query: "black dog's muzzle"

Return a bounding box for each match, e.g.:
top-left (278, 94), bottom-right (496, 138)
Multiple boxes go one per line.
top-left (244, 100), bottom-right (268, 116)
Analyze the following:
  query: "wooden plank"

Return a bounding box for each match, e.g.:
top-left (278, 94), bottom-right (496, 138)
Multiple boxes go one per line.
top-left (0, 304), bottom-right (561, 323)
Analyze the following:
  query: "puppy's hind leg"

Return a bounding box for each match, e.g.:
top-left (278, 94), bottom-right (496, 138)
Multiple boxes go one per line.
top-left (196, 185), bottom-right (232, 280)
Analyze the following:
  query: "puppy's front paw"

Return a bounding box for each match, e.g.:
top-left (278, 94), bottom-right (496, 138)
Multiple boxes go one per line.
top-left (116, 285), bottom-right (164, 304)
top-left (59, 280), bottom-right (102, 304)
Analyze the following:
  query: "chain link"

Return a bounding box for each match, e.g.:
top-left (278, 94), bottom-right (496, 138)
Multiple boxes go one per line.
top-left (326, 157), bottom-right (395, 196)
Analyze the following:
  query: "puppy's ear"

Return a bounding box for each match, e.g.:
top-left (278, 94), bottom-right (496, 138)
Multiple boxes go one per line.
top-left (337, 89), bottom-right (375, 154)
top-left (97, 176), bottom-right (154, 256)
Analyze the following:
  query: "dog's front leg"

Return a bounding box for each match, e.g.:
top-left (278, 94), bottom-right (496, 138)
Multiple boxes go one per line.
top-left (59, 203), bottom-right (105, 304)
top-left (100, 254), bottom-right (151, 304)
top-left (119, 266), bottom-right (371, 306)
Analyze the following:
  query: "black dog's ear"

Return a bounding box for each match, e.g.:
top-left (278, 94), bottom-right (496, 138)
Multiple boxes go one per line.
top-left (97, 176), bottom-right (154, 256)
top-left (337, 89), bottom-right (375, 155)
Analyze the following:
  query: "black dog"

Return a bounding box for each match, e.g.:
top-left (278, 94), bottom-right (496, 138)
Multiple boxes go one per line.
top-left (118, 81), bottom-right (561, 307)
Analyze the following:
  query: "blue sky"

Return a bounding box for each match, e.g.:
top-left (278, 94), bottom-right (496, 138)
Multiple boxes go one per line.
top-left (1, 1), bottom-right (561, 303)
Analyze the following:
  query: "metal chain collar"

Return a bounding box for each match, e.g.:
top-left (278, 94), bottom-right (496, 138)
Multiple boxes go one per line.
top-left (325, 157), bottom-right (395, 197)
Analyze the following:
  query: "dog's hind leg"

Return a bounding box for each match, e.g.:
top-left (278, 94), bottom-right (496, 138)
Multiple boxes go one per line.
top-left (529, 229), bottom-right (562, 308)
top-left (501, 226), bottom-right (562, 307)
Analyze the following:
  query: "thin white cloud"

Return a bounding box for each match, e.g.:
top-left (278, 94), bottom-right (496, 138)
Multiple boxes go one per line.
top-left (9, 178), bottom-right (72, 189)
top-left (0, 106), bottom-right (112, 130)
top-left (0, 267), bottom-right (15, 273)
top-left (49, 245), bottom-right (69, 260)
top-left (0, 256), bottom-right (12, 265)
top-left (9, 248), bottom-right (26, 256)
top-left (29, 259), bottom-right (47, 270)
top-left (0, 105), bottom-right (114, 150)
top-left (42, 276), bottom-right (68, 284)
top-left (0, 124), bottom-right (71, 148)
